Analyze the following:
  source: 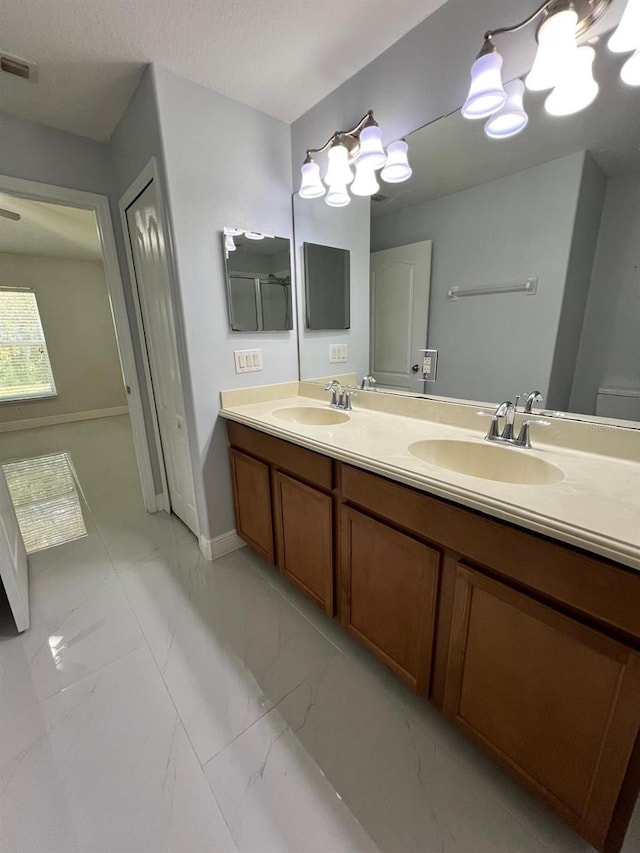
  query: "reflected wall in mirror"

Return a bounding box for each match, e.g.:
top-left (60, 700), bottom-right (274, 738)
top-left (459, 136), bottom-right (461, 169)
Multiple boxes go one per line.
top-left (294, 41), bottom-right (640, 424)
top-left (304, 242), bottom-right (350, 330)
top-left (222, 230), bottom-right (293, 332)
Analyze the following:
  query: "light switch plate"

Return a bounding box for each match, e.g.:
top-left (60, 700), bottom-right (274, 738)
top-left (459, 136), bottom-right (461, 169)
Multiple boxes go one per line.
top-left (234, 348), bottom-right (263, 374)
top-left (329, 344), bottom-right (348, 363)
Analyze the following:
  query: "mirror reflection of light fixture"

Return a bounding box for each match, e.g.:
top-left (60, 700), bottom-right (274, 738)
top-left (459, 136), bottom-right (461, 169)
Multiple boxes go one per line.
top-left (297, 110), bottom-right (412, 207)
top-left (244, 231), bottom-right (265, 240)
top-left (484, 79), bottom-right (529, 138)
top-left (545, 45), bottom-right (599, 115)
top-left (462, 0), bottom-right (618, 142)
top-left (380, 141), bottom-right (413, 182)
top-left (609, 0), bottom-right (640, 53)
top-left (621, 49), bottom-right (640, 85)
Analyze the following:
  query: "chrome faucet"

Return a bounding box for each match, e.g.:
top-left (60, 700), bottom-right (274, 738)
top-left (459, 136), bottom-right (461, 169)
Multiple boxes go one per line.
top-left (359, 375), bottom-right (377, 391)
top-left (324, 380), bottom-right (357, 411)
top-left (523, 390), bottom-right (544, 413)
top-left (481, 396), bottom-right (549, 448)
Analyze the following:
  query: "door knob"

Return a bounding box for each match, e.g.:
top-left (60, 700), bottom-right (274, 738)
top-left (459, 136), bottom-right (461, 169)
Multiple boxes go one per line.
top-left (411, 364), bottom-right (420, 373)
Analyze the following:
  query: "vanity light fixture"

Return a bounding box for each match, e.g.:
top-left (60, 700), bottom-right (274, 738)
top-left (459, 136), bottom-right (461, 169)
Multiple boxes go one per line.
top-left (297, 110), bottom-right (411, 207)
top-left (461, 0), bottom-right (640, 141)
top-left (222, 227), bottom-right (271, 259)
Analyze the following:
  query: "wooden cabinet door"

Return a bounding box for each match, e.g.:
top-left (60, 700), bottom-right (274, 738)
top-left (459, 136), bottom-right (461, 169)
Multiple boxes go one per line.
top-left (273, 471), bottom-right (333, 614)
top-left (229, 448), bottom-right (274, 563)
top-left (444, 565), bottom-right (640, 852)
top-left (339, 507), bottom-right (440, 694)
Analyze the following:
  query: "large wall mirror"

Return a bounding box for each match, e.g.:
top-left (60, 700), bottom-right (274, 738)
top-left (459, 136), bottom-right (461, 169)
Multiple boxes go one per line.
top-left (293, 38), bottom-right (640, 424)
top-left (223, 230), bottom-right (293, 332)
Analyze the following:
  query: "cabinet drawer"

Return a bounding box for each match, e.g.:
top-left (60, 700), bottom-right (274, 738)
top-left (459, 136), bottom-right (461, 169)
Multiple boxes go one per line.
top-left (229, 448), bottom-right (274, 562)
top-left (339, 506), bottom-right (440, 693)
top-left (444, 564), bottom-right (640, 851)
top-left (227, 421), bottom-right (333, 491)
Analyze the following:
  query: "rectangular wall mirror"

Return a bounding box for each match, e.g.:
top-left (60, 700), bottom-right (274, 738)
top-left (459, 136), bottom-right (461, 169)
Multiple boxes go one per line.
top-left (293, 38), bottom-right (640, 425)
top-left (304, 242), bottom-right (350, 330)
top-left (223, 230), bottom-right (293, 332)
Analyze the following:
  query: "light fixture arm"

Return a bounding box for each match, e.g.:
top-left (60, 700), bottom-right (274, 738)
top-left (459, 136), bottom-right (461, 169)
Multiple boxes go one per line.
top-left (304, 110), bottom-right (377, 161)
top-left (483, 0), bottom-right (556, 43)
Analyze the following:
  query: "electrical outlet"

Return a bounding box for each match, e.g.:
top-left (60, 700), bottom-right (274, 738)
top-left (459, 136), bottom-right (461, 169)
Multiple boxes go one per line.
top-left (421, 349), bottom-right (438, 381)
top-left (329, 344), bottom-right (348, 363)
top-left (234, 348), bottom-right (263, 374)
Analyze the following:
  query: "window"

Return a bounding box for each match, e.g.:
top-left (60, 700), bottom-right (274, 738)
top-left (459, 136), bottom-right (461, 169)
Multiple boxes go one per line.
top-left (0, 288), bottom-right (56, 402)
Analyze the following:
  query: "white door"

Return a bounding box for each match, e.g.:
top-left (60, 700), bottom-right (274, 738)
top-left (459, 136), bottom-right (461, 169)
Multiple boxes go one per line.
top-left (126, 181), bottom-right (199, 535)
top-left (370, 241), bottom-right (432, 392)
top-left (0, 469), bottom-right (28, 632)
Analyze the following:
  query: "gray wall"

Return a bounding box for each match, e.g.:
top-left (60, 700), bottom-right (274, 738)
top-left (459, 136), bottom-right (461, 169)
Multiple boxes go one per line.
top-left (371, 152), bottom-right (586, 404)
top-left (571, 173), bottom-right (640, 413)
top-left (152, 66), bottom-right (295, 540)
top-left (548, 153), bottom-right (606, 411)
top-left (0, 111), bottom-right (113, 195)
top-left (294, 194), bottom-right (370, 380)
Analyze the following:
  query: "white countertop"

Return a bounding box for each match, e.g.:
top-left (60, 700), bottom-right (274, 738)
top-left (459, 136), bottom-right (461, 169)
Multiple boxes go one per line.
top-left (220, 386), bottom-right (640, 572)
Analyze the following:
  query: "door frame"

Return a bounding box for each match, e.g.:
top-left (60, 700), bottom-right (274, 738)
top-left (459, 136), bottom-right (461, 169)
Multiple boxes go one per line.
top-left (0, 173), bottom-right (158, 512)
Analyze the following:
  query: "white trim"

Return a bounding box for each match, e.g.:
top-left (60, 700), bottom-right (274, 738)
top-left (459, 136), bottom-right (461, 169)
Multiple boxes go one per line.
top-left (0, 406), bottom-right (129, 433)
top-left (199, 530), bottom-right (246, 561)
top-left (118, 160), bottom-right (171, 520)
top-left (0, 174), bottom-right (158, 514)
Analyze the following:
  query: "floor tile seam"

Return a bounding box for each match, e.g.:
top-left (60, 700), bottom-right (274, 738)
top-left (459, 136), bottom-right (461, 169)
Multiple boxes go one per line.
top-left (35, 643), bottom-right (146, 709)
top-left (114, 564), bottom-right (240, 851)
top-left (200, 675), bottom-right (310, 772)
top-left (236, 551), bottom-right (347, 656)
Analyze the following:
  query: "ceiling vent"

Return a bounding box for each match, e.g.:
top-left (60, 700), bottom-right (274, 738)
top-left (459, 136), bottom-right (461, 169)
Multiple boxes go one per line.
top-left (0, 53), bottom-right (38, 82)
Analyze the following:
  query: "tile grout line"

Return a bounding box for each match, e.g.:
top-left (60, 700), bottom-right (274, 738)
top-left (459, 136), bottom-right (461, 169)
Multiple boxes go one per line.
top-left (112, 522), bottom-right (241, 850)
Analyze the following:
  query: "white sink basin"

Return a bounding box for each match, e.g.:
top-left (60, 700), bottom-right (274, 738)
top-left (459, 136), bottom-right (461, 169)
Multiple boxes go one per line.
top-left (408, 439), bottom-right (564, 485)
top-left (273, 406), bottom-right (351, 426)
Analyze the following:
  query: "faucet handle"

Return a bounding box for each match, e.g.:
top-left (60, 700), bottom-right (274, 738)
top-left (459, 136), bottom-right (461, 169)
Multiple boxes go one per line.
top-left (324, 380), bottom-right (342, 407)
top-left (477, 410), bottom-right (500, 440)
top-left (517, 418), bottom-right (550, 448)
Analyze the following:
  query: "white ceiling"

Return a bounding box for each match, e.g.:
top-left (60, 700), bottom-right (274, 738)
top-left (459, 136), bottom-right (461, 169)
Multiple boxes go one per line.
top-left (0, 0), bottom-right (448, 142)
top-left (0, 195), bottom-right (102, 261)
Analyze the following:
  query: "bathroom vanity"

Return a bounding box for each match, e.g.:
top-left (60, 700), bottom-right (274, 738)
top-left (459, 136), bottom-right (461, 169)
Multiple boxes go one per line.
top-left (221, 385), bottom-right (640, 853)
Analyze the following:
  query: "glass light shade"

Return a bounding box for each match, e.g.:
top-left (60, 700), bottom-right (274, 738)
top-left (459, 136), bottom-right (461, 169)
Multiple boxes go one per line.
top-left (356, 125), bottom-right (387, 170)
top-left (224, 234), bottom-right (236, 253)
top-left (484, 79), bottom-right (529, 139)
top-left (351, 162), bottom-right (380, 196)
top-left (223, 226), bottom-right (243, 236)
top-left (298, 161), bottom-right (326, 198)
top-left (325, 183), bottom-right (351, 207)
top-left (621, 49), bottom-right (640, 84)
top-left (609, 0), bottom-right (640, 53)
top-left (244, 231), bottom-right (265, 240)
top-left (461, 51), bottom-right (507, 119)
top-left (324, 144), bottom-right (354, 186)
top-left (545, 46), bottom-right (599, 116)
top-left (380, 140), bottom-right (412, 183)
top-left (525, 8), bottom-right (578, 91)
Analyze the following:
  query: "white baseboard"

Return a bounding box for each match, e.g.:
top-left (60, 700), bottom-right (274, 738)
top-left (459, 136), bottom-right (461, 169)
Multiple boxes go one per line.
top-left (199, 529), bottom-right (246, 561)
top-left (0, 406), bottom-right (129, 433)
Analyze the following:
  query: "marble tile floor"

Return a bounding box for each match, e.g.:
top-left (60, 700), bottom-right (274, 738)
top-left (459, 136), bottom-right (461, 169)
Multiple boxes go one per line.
top-left (1, 416), bottom-right (638, 853)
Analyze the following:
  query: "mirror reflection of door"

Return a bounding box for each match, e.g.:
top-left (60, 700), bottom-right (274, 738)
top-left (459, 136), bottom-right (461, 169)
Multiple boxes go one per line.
top-left (370, 241), bottom-right (432, 392)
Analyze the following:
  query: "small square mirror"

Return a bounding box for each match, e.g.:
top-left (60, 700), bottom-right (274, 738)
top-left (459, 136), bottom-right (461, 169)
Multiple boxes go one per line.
top-left (303, 242), bottom-right (350, 330)
top-left (223, 230), bottom-right (293, 332)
